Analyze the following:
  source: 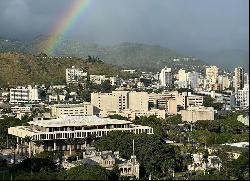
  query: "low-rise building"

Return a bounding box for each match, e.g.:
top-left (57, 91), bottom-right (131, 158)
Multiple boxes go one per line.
top-left (89, 75), bottom-right (106, 84)
top-left (66, 66), bottom-right (87, 84)
top-left (8, 115), bottom-right (153, 155)
top-left (180, 106), bottom-right (214, 123)
top-left (10, 85), bottom-right (41, 104)
top-left (50, 103), bottom-right (94, 118)
top-left (101, 109), bottom-right (166, 120)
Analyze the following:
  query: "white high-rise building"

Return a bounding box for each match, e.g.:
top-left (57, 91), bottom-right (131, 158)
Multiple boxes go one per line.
top-left (66, 66), bottom-right (87, 84)
top-left (159, 67), bottom-right (173, 88)
top-left (234, 67), bottom-right (244, 92)
top-left (235, 84), bottom-right (249, 108)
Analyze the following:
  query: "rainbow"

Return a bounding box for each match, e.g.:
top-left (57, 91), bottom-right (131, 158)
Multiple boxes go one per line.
top-left (44, 0), bottom-right (92, 55)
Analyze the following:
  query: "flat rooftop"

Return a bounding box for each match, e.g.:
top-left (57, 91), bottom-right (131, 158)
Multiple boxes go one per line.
top-left (51, 103), bottom-right (91, 108)
top-left (28, 115), bottom-right (132, 127)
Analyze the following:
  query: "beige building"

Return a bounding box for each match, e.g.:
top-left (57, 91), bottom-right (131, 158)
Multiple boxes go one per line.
top-left (101, 109), bottom-right (166, 120)
top-left (50, 103), bottom-right (94, 117)
top-left (206, 66), bottom-right (219, 84)
top-left (91, 91), bottom-right (149, 112)
top-left (180, 106), bottom-right (214, 123)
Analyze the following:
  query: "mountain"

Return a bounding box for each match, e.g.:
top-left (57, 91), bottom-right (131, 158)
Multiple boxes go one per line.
top-left (0, 36), bottom-right (208, 72)
top-left (0, 52), bottom-right (128, 87)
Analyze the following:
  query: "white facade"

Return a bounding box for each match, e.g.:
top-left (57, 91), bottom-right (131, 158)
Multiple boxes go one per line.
top-left (159, 67), bottom-right (172, 88)
top-left (8, 115), bottom-right (153, 140)
top-left (235, 84), bottom-right (249, 108)
top-left (89, 75), bottom-right (106, 84)
top-left (10, 85), bottom-right (40, 104)
top-left (66, 66), bottom-right (87, 84)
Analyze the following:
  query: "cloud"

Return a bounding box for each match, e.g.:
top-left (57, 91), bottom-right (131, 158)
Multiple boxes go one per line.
top-left (0, 0), bottom-right (248, 70)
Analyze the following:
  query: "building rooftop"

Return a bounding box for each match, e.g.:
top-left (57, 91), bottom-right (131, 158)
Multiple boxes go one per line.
top-left (28, 115), bottom-right (132, 127)
top-left (51, 103), bottom-right (92, 108)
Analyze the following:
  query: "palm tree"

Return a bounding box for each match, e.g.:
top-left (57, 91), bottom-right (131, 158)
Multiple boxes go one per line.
top-left (202, 150), bottom-right (209, 175)
top-left (34, 140), bottom-right (44, 154)
top-left (24, 136), bottom-right (32, 158)
top-left (9, 139), bottom-right (17, 164)
top-left (65, 138), bottom-right (74, 155)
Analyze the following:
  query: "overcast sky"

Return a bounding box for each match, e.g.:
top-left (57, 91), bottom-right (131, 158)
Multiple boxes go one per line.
top-left (0, 0), bottom-right (249, 70)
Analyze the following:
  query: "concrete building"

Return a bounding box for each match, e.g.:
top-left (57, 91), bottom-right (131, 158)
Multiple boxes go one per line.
top-left (244, 73), bottom-right (249, 86)
top-left (50, 103), bottom-right (94, 118)
top-left (180, 106), bottom-right (214, 123)
top-left (187, 71), bottom-right (200, 89)
top-left (101, 109), bottom-right (166, 120)
top-left (8, 115), bottom-right (153, 156)
top-left (91, 91), bottom-right (149, 112)
top-left (206, 66), bottom-right (219, 84)
top-left (89, 75), bottom-right (106, 84)
top-left (235, 84), bottom-right (249, 108)
top-left (10, 85), bottom-right (40, 104)
top-left (218, 75), bottom-right (230, 90)
top-left (66, 66), bottom-right (87, 84)
top-left (234, 67), bottom-right (244, 91)
top-left (159, 67), bottom-right (173, 88)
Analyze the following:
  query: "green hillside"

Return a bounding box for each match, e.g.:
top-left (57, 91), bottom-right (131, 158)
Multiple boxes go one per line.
top-left (0, 52), bottom-right (128, 87)
top-left (0, 37), bottom-right (208, 72)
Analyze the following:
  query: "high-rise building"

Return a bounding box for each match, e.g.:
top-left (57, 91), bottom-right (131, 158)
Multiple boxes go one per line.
top-left (244, 73), bottom-right (249, 86)
top-left (206, 66), bottom-right (219, 84)
top-left (234, 67), bottom-right (244, 91)
top-left (187, 71), bottom-right (199, 89)
top-left (218, 75), bottom-right (230, 90)
top-left (159, 67), bottom-right (173, 88)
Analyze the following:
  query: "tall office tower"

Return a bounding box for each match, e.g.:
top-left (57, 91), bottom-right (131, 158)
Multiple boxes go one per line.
top-left (244, 73), bottom-right (249, 86)
top-left (218, 75), bottom-right (230, 90)
top-left (176, 69), bottom-right (188, 88)
top-left (187, 71), bottom-right (199, 89)
top-left (159, 67), bottom-right (173, 88)
top-left (234, 67), bottom-right (244, 91)
top-left (206, 66), bottom-right (219, 84)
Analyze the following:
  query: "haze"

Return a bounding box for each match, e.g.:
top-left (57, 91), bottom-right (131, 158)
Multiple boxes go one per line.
top-left (0, 0), bottom-right (248, 71)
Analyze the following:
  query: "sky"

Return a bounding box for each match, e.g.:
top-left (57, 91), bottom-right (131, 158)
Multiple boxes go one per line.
top-left (0, 0), bottom-right (249, 71)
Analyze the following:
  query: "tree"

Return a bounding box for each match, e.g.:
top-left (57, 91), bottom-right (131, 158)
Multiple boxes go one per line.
top-left (202, 149), bottom-right (209, 175)
top-left (57, 164), bottom-right (111, 180)
top-left (65, 138), bottom-right (75, 156)
top-left (24, 136), bottom-right (32, 158)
